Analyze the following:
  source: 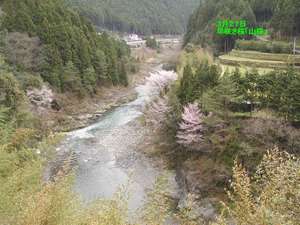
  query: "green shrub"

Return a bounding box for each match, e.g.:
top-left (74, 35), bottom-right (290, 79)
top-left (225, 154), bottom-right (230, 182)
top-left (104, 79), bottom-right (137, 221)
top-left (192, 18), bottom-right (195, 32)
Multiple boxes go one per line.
top-left (0, 72), bottom-right (25, 111)
top-left (22, 73), bottom-right (43, 89)
top-left (185, 43), bottom-right (195, 53)
top-left (272, 42), bottom-right (283, 53)
top-left (146, 37), bottom-right (159, 49)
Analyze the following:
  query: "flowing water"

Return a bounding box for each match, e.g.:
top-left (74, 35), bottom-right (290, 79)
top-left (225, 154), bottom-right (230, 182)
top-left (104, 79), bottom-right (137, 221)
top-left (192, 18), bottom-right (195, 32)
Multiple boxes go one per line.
top-left (51, 66), bottom-right (179, 215)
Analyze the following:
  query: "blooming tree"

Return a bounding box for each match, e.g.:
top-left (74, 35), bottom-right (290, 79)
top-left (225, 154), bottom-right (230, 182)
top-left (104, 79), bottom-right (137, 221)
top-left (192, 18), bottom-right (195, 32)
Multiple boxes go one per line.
top-left (145, 96), bottom-right (170, 130)
top-left (146, 70), bottom-right (177, 92)
top-left (176, 103), bottom-right (205, 149)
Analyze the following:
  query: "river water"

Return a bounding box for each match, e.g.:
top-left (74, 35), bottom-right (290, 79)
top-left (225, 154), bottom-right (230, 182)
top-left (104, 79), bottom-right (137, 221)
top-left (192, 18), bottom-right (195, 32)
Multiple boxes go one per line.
top-left (53, 66), bottom-right (179, 215)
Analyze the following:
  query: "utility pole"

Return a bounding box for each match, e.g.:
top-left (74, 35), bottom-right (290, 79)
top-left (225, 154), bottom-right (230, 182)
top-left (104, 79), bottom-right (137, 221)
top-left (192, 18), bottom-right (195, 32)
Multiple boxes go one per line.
top-left (293, 37), bottom-right (296, 55)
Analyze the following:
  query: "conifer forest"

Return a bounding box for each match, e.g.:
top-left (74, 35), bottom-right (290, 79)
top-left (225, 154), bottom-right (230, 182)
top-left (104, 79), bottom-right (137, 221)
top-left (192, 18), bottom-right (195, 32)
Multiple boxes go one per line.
top-left (0, 0), bottom-right (299, 225)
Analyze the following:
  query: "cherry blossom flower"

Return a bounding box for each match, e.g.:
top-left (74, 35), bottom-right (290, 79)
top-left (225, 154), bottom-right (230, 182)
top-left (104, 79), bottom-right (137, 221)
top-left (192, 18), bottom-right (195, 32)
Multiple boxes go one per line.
top-left (176, 103), bottom-right (204, 149)
top-left (145, 96), bottom-right (170, 129)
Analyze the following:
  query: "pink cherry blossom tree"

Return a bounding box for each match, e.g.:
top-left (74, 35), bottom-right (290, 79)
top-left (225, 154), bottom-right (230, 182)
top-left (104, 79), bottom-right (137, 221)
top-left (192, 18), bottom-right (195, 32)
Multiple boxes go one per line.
top-left (145, 96), bottom-right (170, 130)
top-left (176, 103), bottom-right (205, 150)
top-left (146, 70), bottom-right (177, 93)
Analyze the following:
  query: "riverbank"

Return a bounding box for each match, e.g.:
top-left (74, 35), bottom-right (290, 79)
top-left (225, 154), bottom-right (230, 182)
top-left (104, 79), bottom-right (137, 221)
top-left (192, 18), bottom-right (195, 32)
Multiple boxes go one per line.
top-left (38, 40), bottom-right (202, 224)
top-left (32, 44), bottom-right (181, 132)
top-left (43, 66), bottom-right (182, 224)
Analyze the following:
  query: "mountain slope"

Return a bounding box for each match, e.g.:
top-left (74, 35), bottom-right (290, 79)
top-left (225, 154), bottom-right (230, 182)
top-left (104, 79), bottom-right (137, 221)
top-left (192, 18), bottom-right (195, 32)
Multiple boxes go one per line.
top-left (66, 0), bottom-right (200, 35)
top-left (184, 0), bottom-right (300, 49)
top-left (1, 0), bottom-right (130, 95)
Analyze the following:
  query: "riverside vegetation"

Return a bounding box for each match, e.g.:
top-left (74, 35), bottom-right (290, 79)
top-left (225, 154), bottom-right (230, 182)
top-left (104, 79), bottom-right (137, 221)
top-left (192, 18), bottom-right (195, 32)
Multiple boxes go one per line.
top-left (0, 0), bottom-right (133, 224)
top-left (0, 0), bottom-right (300, 225)
top-left (144, 50), bottom-right (300, 223)
top-left (143, 0), bottom-right (300, 223)
top-left (151, 0), bottom-right (299, 223)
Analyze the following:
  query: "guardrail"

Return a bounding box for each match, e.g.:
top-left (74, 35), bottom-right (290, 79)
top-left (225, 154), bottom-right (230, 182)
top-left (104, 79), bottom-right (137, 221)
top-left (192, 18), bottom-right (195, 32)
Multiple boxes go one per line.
top-left (126, 38), bottom-right (180, 48)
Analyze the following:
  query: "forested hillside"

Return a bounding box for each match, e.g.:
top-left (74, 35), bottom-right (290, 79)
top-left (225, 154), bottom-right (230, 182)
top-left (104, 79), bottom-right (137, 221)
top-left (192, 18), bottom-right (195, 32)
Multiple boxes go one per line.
top-left (66, 0), bottom-right (200, 35)
top-left (184, 0), bottom-right (300, 51)
top-left (1, 0), bottom-right (130, 96)
top-left (162, 0), bottom-right (300, 223)
top-left (1, 0), bottom-right (300, 224)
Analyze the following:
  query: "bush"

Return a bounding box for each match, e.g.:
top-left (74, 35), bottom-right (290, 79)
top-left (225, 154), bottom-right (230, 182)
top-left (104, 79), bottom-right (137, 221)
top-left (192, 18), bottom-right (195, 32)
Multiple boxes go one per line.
top-left (214, 148), bottom-right (300, 225)
top-left (146, 37), bottom-right (159, 49)
top-left (0, 72), bottom-right (25, 111)
top-left (21, 73), bottom-right (43, 89)
top-left (184, 43), bottom-right (195, 53)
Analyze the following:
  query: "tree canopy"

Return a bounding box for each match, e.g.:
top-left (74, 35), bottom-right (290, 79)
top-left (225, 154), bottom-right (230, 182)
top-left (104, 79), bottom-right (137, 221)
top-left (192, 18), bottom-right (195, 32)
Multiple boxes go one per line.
top-left (1, 0), bottom-right (130, 94)
top-left (184, 0), bottom-right (300, 51)
top-left (66, 0), bottom-right (200, 35)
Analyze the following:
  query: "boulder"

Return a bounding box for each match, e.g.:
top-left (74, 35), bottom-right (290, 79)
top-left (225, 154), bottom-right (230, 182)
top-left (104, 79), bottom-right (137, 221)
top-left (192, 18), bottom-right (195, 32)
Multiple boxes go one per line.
top-left (51, 99), bottom-right (61, 111)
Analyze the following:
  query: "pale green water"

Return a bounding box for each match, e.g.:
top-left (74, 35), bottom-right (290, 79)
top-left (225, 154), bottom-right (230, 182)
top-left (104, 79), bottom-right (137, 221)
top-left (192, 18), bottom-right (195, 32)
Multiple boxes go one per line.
top-left (55, 67), bottom-right (179, 214)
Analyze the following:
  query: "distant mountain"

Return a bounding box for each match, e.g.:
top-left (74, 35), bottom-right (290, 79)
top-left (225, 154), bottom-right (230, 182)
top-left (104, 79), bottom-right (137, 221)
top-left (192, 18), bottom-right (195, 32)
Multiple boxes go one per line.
top-left (66, 0), bottom-right (200, 35)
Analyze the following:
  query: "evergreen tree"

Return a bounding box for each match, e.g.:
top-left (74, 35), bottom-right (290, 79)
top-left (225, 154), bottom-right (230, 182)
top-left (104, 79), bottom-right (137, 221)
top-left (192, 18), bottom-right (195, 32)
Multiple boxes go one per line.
top-left (92, 49), bottom-right (108, 83)
top-left (61, 61), bottom-right (82, 93)
top-left (65, 0), bottom-right (200, 35)
top-left (40, 45), bottom-right (63, 88)
top-left (146, 37), bottom-right (159, 49)
top-left (1, 0), bottom-right (130, 93)
top-left (287, 75), bottom-right (300, 121)
top-left (202, 76), bottom-right (238, 119)
top-left (271, 0), bottom-right (300, 37)
top-left (119, 61), bottom-right (128, 87)
top-left (177, 65), bottom-right (194, 104)
top-left (184, 0), bottom-right (300, 51)
top-left (106, 47), bottom-right (119, 85)
top-left (15, 2), bottom-right (35, 34)
top-left (77, 35), bottom-right (91, 71)
top-left (82, 66), bottom-right (97, 95)
top-left (177, 63), bottom-right (220, 105)
top-left (0, 73), bottom-right (24, 112)
top-left (39, 18), bottom-right (51, 43)
top-left (194, 63), bottom-right (220, 104)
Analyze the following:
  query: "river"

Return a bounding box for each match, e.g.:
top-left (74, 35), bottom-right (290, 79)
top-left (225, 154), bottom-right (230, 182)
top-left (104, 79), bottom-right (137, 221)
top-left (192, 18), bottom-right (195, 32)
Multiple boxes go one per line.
top-left (52, 65), bottom-right (180, 217)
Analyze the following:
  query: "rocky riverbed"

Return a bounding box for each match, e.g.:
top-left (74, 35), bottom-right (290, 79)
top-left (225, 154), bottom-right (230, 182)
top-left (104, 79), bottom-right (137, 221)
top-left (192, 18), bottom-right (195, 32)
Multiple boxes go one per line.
top-left (43, 43), bottom-right (221, 224)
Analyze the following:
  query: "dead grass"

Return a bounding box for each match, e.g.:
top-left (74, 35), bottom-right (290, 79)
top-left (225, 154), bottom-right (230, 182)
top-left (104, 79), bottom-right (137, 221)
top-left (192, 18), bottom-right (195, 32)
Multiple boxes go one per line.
top-left (177, 48), bottom-right (214, 76)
